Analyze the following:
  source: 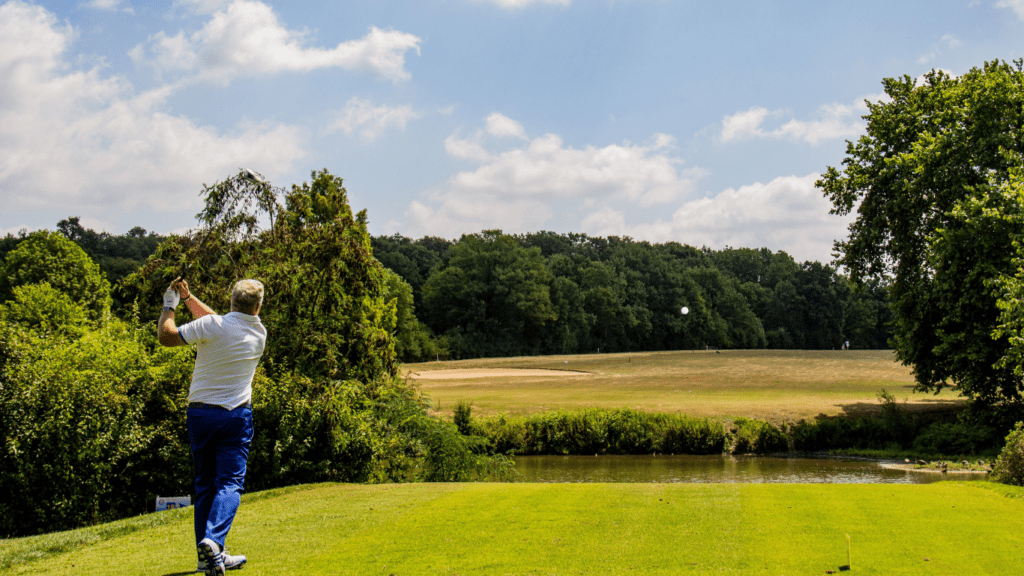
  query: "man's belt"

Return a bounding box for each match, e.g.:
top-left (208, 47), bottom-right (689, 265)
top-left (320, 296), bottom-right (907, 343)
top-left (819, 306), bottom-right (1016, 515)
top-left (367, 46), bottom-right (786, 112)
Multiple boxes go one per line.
top-left (188, 401), bottom-right (252, 410)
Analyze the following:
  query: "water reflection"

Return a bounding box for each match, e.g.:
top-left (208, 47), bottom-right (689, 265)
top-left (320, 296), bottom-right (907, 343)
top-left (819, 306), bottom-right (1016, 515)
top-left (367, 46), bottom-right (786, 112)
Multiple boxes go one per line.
top-left (514, 454), bottom-right (990, 484)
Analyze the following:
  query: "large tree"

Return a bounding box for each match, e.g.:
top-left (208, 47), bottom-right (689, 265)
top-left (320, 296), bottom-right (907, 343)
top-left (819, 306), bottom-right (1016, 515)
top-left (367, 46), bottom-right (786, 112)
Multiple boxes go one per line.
top-left (422, 230), bottom-right (555, 358)
top-left (818, 59), bottom-right (1024, 407)
top-left (0, 231), bottom-right (112, 320)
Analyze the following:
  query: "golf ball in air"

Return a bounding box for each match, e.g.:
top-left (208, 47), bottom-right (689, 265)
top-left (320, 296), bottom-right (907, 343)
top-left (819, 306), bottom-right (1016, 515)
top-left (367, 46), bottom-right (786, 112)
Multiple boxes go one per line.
top-left (681, 307), bottom-right (689, 315)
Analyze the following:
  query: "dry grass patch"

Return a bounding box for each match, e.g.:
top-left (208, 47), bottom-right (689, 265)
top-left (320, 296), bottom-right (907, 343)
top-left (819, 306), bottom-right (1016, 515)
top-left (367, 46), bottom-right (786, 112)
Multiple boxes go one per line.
top-left (406, 350), bottom-right (965, 425)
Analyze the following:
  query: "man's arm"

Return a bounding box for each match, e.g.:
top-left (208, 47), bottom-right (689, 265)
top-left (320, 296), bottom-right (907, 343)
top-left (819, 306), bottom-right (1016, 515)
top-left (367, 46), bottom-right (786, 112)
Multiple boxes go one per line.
top-left (174, 278), bottom-right (216, 318)
top-left (158, 308), bottom-right (187, 347)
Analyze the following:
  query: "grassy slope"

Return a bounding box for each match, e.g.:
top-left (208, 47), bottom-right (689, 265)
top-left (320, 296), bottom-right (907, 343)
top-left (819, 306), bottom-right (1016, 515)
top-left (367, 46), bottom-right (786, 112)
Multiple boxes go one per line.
top-left (407, 350), bottom-right (963, 425)
top-left (6, 481), bottom-right (1023, 575)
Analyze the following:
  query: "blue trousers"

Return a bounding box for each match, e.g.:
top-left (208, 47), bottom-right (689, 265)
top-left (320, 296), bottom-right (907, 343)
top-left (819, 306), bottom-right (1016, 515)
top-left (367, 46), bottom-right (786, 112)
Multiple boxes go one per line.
top-left (187, 404), bottom-right (253, 549)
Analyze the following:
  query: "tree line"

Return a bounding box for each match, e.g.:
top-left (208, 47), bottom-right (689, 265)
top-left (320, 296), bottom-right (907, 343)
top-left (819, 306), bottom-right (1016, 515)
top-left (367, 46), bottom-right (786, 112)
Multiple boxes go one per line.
top-left (2, 217), bottom-right (894, 366)
top-left (372, 231), bottom-right (893, 361)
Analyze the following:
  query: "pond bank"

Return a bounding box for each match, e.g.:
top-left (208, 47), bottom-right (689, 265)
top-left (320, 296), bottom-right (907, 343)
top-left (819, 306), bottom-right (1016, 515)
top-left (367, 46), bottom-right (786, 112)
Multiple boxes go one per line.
top-left (512, 454), bottom-right (992, 484)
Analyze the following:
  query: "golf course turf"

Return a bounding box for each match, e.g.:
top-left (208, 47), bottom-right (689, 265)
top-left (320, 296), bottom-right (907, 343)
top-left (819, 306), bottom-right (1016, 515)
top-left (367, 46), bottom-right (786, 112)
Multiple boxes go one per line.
top-left (4, 481), bottom-right (1023, 575)
top-left (407, 350), bottom-right (964, 425)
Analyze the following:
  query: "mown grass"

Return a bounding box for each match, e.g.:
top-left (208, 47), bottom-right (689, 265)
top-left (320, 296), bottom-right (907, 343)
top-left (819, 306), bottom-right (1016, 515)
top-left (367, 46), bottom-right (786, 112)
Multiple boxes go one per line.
top-left (5, 481), bottom-right (1023, 575)
top-left (407, 350), bottom-right (963, 425)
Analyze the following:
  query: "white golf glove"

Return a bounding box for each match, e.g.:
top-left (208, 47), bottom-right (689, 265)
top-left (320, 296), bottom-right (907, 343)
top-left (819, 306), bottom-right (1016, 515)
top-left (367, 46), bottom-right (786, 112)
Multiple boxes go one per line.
top-left (163, 288), bottom-right (180, 309)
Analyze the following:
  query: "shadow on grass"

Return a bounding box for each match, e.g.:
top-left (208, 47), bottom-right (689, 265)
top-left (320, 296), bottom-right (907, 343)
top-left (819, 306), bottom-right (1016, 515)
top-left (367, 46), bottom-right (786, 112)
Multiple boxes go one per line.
top-left (831, 398), bottom-right (967, 418)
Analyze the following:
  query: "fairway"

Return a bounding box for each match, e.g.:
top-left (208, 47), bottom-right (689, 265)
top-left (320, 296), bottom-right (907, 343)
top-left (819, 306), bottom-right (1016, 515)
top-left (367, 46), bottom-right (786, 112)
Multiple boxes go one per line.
top-left (4, 481), bottom-right (1023, 575)
top-left (407, 350), bottom-right (964, 424)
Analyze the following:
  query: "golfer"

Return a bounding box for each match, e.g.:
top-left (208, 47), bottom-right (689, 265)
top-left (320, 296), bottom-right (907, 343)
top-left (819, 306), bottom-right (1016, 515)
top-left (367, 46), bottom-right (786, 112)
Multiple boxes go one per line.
top-left (158, 277), bottom-right (267, 576)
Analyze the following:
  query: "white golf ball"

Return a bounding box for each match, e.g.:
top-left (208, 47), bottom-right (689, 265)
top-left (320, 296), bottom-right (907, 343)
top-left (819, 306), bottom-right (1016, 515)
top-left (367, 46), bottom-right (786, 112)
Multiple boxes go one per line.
top-left (681, 306), bottom-right (689, 315)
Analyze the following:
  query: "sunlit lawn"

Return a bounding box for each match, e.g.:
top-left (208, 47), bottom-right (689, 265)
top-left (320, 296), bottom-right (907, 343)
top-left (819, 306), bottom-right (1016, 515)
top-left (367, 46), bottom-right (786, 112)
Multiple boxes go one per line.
top-left (406, 350), bottom-right (962, 425)
top-left (5, 481), bottom-right (1023, 575)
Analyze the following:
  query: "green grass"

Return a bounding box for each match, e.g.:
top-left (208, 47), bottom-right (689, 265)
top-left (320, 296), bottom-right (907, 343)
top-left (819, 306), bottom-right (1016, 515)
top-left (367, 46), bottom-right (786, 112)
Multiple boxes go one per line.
top-left (407, 350), bottom-right (964, 425)
top-left (5, 481), bottom-right (1024, 575)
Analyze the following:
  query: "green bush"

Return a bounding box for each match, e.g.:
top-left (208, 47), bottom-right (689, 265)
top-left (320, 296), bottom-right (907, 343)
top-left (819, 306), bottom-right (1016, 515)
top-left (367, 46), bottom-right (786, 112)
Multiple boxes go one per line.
top-left (792, 415), bottom-right (901, 452)
top-left (0, 316), bottom-right (193, 537)
top-left (991, 422), bottom-right (1024, 486)
top-left (453, 400), bottom-right (473, 436)
top-left (471, 409), bottom-right (726, 456)
top-left (878, 389), bottom-right (916, 445)
top-left (0, 283), bottom-right (90, 337)
top-left (732, 418), bottom-right (788, 454)
top-left (912, 421), bottom-right (992, 456)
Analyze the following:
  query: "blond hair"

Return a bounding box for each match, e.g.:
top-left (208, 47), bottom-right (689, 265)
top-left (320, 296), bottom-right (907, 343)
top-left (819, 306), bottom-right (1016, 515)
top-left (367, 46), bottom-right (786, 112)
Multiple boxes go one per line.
top-left (231, 279), bottom-right (264, 315)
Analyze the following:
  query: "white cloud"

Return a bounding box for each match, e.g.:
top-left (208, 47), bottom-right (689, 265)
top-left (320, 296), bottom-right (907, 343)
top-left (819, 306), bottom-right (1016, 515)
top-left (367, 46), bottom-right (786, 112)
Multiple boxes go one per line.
top-left (0, 225), bottom-right (36, 238)
top-left (996, 0), bottom-right (1024, 19)
top-left (327, 97), bottom-right (419, 141)
top-left (919, 34), bottom-right (962, 63)
top-left (0, 1), bottom-right (307, 225)
top-left (474, 0), bottom-right (571, 8)
top-left (581, 174), bottom-right (854, 263)
top-left (915, 68), bottom-right (957, 86)
top-left (485, 112), bottom-right (527, 139)
top-left (445, 133), bottom-right (493, 163)
top-left (173, 0), bottom-right (232, 14)
top-left (720, 106), bottom-right (772, 142)
top-left (448, 131), bottom-right (695, 205)
top-left (720, 97), bottom-right (872, 145)
top-left (408, 116), bottom-right (706, 237)
top-left (134, 1), bottom-right (422, 84)
top-left (85, 0), bottom-right (133, 12)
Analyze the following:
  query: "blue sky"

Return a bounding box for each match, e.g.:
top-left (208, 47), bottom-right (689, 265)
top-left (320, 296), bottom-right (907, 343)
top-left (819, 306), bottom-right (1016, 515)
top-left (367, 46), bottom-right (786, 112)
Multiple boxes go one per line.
top-left (2, 0), bottom-right (1023, 263)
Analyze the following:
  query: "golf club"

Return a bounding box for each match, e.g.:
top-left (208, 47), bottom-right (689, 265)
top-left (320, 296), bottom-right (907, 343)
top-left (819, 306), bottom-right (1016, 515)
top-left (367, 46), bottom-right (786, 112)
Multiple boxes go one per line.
top-left (241, 168), bottom-right (264, 185)
top-left (181, 169), bottom-right (263, 281)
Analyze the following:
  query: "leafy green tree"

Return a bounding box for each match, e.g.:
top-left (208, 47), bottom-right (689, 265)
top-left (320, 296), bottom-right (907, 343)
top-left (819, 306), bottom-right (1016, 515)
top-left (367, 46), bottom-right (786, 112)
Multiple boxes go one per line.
top-left (55, 217), bottom-right (165, 314)
top-left (0, 283), bottom-right (90, 338)
top-left (686, 267), bottom-right (766, 349)
top-left (547, 255), bottom-right (637, 353)
top-left (0, 230), bottom-right (27, 263)
top-left (56, 218), bottom-right (164, 280)
top-left (371, 234), bottom-right (450, 310)
top-left (819, 59), bottom-right (1024, 404)
top-left (422, 230), bottom-right (555, 358)
top-left (843, 278), bottom-right (893, 350)
top-left (797, 262), bottom-right (848, 349)
top-left (543, 256), bottom-right (592, 354)
top-left (381, 268), bottom-right (445, 362)
top-left (131, 169), bottom-right (399, 383)
top-left (0, 231), bottom-right (112, 320)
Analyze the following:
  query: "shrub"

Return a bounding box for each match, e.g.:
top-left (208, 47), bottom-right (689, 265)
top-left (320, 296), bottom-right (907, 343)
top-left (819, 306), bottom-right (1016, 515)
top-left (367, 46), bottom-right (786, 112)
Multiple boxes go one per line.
top-left (991, 422), bottom-right (1024, 486)
top-left (878, 388), bottom-right (916, 444)
top-left (471, 409), bottom-right (726, 456)
top-left (0, 317), bottom-right (192, 536)
top-left (732, 418), bottom-right (788, 454)
top-left (0, 283), bottom-right (90, 337)
top-left (453, 400), bottom-right (473, 436)
top-left (661, 414), bottom-right (728, 455)
top-left (792, 415), bottom-right (898, 452)
top-left (912, 421), bottom-right (991, 456)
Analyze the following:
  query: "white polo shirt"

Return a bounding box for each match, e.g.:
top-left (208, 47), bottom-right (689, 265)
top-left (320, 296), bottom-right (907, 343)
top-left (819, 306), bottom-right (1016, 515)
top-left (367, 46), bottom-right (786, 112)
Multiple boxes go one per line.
top-left (179, 311), bottom-right (267, 409)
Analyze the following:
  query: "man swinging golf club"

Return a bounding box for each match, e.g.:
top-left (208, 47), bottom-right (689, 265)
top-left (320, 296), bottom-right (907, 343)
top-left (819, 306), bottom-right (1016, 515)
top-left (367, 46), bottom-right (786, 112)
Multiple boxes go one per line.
top-left (158, 277), bottom-right (267, 575)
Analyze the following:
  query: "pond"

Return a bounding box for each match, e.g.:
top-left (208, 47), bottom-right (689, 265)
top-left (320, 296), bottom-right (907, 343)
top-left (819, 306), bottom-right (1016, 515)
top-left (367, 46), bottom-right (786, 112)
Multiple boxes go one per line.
top-left (513, 454), bottom-right (991, 484)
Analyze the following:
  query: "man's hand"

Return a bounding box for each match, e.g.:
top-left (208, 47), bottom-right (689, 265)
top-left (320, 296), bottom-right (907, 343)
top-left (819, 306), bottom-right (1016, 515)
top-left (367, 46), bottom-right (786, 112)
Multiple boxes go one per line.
top-left (171, 277), bottom-right (191, 301)
top-left (163, 285), bottom-right (180, 309)
top-left (159, 278), bottom-right (187, 347)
